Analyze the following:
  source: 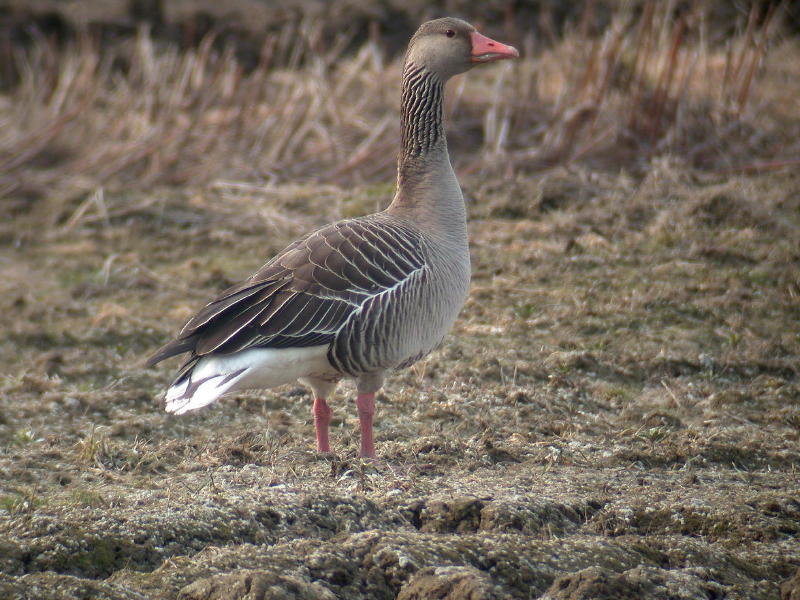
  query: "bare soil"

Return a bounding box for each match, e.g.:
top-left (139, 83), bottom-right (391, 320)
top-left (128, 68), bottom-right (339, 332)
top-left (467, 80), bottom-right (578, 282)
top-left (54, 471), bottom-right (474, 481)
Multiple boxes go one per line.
top-left (2, 2), bottom-right (800, 597)
top-left (1, 164), bottom-right (799, 599)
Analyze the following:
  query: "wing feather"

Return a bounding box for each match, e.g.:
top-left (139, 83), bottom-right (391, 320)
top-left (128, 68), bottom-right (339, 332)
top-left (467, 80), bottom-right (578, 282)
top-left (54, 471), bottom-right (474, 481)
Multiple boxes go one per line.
top-left (179, 278), bottom-right (290, 335)
top-left (146, 215), bottom-right (427, 367)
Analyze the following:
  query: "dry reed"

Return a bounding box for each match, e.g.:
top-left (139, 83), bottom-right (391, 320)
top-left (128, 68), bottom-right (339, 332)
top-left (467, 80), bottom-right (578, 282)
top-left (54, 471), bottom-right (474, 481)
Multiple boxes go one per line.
top-left (0, 2), bottom-right (796, 222)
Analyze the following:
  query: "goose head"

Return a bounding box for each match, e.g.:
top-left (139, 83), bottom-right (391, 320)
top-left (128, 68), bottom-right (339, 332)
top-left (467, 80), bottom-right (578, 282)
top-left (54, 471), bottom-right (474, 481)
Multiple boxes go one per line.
top-left (406, 17), bottom-right (519, 80)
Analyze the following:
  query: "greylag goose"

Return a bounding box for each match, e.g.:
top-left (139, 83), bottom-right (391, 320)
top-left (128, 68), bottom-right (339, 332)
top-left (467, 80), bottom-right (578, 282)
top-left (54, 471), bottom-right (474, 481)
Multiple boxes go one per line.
top-left (147, 18), bottom-right (518, 459)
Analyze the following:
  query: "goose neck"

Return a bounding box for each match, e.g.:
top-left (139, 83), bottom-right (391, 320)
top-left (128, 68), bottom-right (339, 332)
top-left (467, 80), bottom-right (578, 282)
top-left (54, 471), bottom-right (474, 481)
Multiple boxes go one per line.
top-left (398, 63), bottom-right (446, 175)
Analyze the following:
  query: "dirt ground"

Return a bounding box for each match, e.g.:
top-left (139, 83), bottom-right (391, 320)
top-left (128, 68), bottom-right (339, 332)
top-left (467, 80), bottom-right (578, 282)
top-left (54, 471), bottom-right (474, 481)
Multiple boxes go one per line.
top-left (1, 1), bottom-right (800, 597)
top-left (1, 163), bottom-right (799, 599)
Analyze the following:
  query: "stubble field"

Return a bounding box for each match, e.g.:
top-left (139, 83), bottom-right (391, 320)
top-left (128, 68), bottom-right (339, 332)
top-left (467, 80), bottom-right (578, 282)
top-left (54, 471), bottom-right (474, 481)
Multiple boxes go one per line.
top-left (1, 2), bottom-right (799, 599)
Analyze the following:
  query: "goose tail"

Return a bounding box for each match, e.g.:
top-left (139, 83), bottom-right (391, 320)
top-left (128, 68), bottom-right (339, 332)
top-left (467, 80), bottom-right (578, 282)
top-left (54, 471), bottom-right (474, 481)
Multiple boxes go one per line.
top-left (161, 345), bottom-right (335, 415)
top-left (164, 355), bottom-right (248, 415)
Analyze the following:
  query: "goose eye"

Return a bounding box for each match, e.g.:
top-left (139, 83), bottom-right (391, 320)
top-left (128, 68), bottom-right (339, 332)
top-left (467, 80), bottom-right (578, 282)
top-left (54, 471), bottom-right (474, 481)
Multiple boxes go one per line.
top-left (445, 29), bottom-right (456, 38)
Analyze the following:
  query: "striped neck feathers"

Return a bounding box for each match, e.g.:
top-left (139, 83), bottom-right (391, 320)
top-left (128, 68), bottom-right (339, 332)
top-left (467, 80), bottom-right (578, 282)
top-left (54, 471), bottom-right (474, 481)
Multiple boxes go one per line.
top-left (390, 61), bottom-right (465, 232)
top-left (398, 62), bottom-right (446, 171)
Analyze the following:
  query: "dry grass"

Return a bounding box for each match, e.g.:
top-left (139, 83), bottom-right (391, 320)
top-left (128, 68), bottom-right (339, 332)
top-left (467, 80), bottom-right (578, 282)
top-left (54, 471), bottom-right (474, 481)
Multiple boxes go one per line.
top-left (1, 20), bottom-right (394, 209)
top-left (1, 3), bottom-right (798, 228)
top-left (0, 160), bottom-right (798, 596)
top-left (0, 58), bottom-right (799, 600)
top-left (1, 5), bottom-right (799, 598)
top-left (486, 1), bottom-right (796, 173)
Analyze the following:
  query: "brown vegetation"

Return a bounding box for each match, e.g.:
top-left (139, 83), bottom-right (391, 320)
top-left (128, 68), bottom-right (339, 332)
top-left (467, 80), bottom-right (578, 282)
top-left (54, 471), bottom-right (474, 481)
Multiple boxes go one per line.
top-left (1, 2), bottom-right (798, 220)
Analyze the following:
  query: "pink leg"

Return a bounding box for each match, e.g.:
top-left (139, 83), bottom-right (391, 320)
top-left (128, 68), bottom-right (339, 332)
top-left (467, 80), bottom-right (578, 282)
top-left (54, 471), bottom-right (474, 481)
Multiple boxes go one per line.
top-left (356, 393), bottom-right (376, 459)
top-left (313, 397), bottom-right (332, 453)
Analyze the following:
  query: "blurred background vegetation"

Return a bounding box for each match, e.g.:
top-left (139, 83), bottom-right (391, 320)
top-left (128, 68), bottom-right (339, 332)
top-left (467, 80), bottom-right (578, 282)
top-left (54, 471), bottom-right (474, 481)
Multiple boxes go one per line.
top-left (0, 0), bottom-right (798, 227)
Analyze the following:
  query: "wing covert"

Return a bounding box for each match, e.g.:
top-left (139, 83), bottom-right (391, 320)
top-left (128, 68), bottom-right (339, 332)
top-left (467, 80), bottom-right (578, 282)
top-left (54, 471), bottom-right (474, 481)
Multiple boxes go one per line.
top-left (146, 216), bottom-right (427, 365)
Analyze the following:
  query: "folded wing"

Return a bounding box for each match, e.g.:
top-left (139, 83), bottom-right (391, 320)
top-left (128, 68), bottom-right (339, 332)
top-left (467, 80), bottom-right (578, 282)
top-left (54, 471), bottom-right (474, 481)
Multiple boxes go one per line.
top-left (146, 216), bottom-right (426, 369)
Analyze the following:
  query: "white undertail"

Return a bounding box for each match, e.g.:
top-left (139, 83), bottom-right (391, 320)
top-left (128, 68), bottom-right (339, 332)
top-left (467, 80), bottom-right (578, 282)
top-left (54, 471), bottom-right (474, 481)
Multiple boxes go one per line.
top-left (165, 345), bottom-right (333, 414)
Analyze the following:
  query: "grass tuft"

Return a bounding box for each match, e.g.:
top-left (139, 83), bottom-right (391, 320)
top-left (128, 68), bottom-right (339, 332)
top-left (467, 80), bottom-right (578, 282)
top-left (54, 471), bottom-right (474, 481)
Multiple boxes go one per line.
top-left (0, 489), bottom-right (47, 514)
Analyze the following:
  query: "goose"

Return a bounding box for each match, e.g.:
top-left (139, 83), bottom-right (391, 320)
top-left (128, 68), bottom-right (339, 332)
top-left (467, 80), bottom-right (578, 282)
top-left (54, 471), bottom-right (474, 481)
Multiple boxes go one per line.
top-left (146, 18), bottom-right (518, 459)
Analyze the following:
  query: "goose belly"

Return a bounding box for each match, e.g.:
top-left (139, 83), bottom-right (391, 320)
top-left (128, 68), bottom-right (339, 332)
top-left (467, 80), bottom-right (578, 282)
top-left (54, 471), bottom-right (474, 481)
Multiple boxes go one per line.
top-left (391, 298), bottom-right (464, 368)
top-left (330, 254), bottom-right (470, 375)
